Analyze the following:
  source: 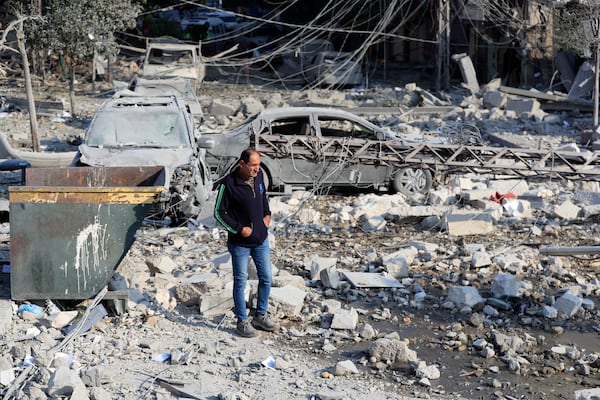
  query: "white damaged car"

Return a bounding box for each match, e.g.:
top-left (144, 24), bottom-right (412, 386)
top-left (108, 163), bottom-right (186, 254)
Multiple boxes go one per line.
top-left (72, 91), bottom-right (213, 222)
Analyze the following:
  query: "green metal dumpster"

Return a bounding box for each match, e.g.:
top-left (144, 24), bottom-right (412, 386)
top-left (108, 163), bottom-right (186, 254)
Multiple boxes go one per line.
top-left (9, 166), bottom-right (166, 300)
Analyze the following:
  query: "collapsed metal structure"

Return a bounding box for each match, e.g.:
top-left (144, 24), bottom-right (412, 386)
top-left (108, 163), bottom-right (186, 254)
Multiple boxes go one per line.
top-left (253, 132), bottom-right (600, 189)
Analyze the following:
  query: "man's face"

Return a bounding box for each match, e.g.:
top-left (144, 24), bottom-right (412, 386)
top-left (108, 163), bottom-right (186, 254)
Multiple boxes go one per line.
top-left (240, 153), bottom-right (261, 179)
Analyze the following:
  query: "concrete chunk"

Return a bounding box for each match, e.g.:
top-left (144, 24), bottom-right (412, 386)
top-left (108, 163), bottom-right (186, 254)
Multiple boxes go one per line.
top-left (320, 267), bottom-right (341, 289)
top-left (310, 256), bottom-right (337, 280)
top-left (491, 272), bottom-right (519, 297)
top-left (483, 91), bottom-right (507, 108)
top-left (554, 293), bottom-right (583, 317)
top-left (448, 286), bottom-right (484, 308)
top-left (575, 388), bottom-right (600, 400)
top-left (0, 299), bottom-right (12, 335)
top-left (333, 360), bottom-right (359, 376)
top-left (330, 307), bottom-right (358, 330)
top-left (445, 211), bottom-right (494, 236)
top-left (553, 200), bottom-right (581, 219)
top-left (270, 285), bottom-right (306, 317)
top-left (505, 98), bottom-right (540, 117)
top-left (199, 292), bottom-right (235, 316)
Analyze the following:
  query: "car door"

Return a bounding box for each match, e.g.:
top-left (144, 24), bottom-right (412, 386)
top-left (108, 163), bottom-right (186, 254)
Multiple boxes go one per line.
top-left (256, 114), bottom-right (324, 187)
top-left (314, 112), bottom-right (387, 189)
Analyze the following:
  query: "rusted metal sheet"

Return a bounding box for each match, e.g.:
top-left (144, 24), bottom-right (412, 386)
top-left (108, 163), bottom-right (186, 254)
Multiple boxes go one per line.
top-left (25, 165), bottom-right (165, 187)
top-left (9, 166), bottom-right (166, 300)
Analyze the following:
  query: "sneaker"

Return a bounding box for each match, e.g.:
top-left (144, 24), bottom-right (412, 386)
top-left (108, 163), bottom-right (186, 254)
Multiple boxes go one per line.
top-left (236, 319), bottom-right (258, 337)
top-left (251, 313), bottom-right (278, 332)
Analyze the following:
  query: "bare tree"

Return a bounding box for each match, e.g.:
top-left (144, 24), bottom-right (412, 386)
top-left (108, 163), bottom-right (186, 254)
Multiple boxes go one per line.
top-left (1, 17), bottom-right (41, 151)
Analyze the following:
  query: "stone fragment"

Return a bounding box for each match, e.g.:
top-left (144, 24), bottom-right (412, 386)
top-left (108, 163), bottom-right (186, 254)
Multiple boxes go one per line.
top-left (321, 299), bottom-right (342, 314)
top-left (575, 388), bottom-right (600, 400)
top-left (47, 366), bottom-right (88, 398)
top-left (483, 90), bottom-right (507, 108)
top-left (502, 199), bottom-right (532, 218)
top-left (270, 285), bottom-right (306, 317)
top-left (491, 272), bottom-right (518, 298)
top-left (240, 96), bottom-right (264, 115)
top-left (330, 308), bottom-right (358, 330)
top-left (415, 364), bottom-right (441, 380)
top-left (447, 286), bottom-right (484, 308)
top-left (89, 387), bottom-right (112, 400)
top-left (272, 274), bottom-right (305, 290)
top-left (554, 293), bottom-right (583, 317)
top-left (553, 199), bottom-right (581, 219)
top-left (147, 255), bottom-right (178, 274)
top-left (368, 338), bottom-right (418, 364)
top-left (320, 267), bottom-right (341, 289)
top-left (43, 311), bottom-right (78, 329)
top-left (487, 179), bottom-right (529, 196)
top-left (0, 357), bottom-right (14, 386)
top-left (310, 256), bottom-right (337, 280)
top-left (199, 292), bottom-right (235, 316)
top-left (445, 211), bottom-right (494, 236)
top-left (0, 299), bottom-right (13, 335)
top-left (505, 98), bottom-right (540, 118)
top-left (363, 215), bottom-right (386, 232)
top-left (471, 250), bottom-right (491, 268)
top-left (333, 360), bottom-right (359, 376)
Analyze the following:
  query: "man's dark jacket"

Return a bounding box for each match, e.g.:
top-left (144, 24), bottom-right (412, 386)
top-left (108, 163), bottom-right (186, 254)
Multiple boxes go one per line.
top-left (214, 168), bottom-right (271, 247)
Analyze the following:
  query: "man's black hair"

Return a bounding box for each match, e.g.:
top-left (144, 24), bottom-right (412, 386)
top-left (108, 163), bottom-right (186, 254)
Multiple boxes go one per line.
top-left (240, 148), bottom-right (258, 163)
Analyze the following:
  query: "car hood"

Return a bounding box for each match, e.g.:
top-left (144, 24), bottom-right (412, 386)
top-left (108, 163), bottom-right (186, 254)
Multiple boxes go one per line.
top-left (78, 145), bottom-right (195, 186)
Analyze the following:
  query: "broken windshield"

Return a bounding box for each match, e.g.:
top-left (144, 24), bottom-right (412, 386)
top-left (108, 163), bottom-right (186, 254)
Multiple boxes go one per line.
top-left (86, 109), bottom-right (190, 147)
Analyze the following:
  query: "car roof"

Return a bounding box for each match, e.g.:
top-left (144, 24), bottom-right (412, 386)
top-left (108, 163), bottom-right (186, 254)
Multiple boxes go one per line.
top-left (257, 107), bottom-right (380, 127)
top-left (98, 93), bottom-right (187, 111)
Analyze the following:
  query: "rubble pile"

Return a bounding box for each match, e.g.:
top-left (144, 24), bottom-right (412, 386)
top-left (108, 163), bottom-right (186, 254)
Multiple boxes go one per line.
top-left (0, 81), bottom-right (599, 399)
top-left (1, 172), bottom-right (600, 399)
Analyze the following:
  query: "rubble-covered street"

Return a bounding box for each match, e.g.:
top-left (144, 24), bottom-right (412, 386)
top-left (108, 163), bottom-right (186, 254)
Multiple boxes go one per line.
top-left (1, 80), bottom-right (600, 400)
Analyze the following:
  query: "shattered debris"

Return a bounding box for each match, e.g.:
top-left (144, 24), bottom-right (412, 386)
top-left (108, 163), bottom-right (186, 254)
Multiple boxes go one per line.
top-left (1, 74), bottom-right (600, 399)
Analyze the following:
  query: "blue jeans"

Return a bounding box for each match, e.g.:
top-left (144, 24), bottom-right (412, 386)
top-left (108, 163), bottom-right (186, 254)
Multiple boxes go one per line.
top-left (228, 239), bottom-right (272, 321)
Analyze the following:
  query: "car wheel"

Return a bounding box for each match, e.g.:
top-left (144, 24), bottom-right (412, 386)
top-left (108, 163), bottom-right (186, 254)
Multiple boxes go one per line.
top-left (392, 167), bottom-right (432, 195)
top-left (261, 168), bottom-right (271, 192)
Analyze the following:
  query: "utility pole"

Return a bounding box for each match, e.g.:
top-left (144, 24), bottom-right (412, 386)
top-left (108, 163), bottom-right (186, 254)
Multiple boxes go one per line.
top-left (436, 0), bottom-right (451, 91)
top-left (591, 17), bottom-right (600, 130)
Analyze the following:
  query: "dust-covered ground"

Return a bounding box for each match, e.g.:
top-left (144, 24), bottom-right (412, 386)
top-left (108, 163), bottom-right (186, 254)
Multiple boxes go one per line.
top-left (0, 73), bottom-right (599, 400)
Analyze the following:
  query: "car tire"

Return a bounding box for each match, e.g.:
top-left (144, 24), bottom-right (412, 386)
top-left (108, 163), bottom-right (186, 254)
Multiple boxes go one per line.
top-left (261, 168), bottom-right (271, 192)
top-left (392, 167), bottom-right (432, 195)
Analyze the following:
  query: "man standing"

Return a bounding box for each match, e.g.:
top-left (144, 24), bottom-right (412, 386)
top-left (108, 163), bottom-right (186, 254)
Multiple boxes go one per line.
top-left (214, 148), bottom-right (278, 337)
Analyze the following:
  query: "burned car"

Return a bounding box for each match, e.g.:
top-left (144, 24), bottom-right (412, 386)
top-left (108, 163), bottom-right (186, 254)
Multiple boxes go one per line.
top-left (141, 38), bottom-right (205, 83)
top-left (200, 107), bottom-right (434, 195)
top-left (72, 92), bottom-right (213, 222)
top-left (277, 39), bottom-right (363, 87)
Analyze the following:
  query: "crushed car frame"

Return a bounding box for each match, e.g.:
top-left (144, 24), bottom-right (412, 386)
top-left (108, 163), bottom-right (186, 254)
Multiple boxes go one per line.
top-left (72, 91), bottom-right (213, 222)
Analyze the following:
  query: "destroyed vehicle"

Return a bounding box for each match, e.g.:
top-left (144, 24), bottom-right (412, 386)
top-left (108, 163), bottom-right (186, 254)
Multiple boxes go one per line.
top-left (141, 37), bottom-right (205, 82)
top-left (199, 107), bottom-right (433, 195)
top-left (303, 50), bottom-right (362, 87)
top-left (122, 76), bottom-right (204, 123)
top-left (71, 92), bottom-right (214, 222)
top-left (277, 39), bottom-right (362, 87)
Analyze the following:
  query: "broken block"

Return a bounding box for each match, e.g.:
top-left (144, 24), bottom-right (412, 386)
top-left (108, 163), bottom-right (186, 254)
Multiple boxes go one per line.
top-left (445, 211), bottom-right (494, 236)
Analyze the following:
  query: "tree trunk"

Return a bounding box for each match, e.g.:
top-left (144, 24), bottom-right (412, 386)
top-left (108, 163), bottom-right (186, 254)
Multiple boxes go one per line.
top-left (16, 21), bottom-right (40, 152)
top-left (594, 44), bottom-right (599, 130)
top-left (68, 58), bottom-right (76, 117)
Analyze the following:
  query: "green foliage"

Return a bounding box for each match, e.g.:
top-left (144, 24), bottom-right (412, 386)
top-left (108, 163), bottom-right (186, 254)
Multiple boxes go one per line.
top-left (18, 0), bottom-right (142, 61)
top-left (553, 4), bottom-right (600, 56)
